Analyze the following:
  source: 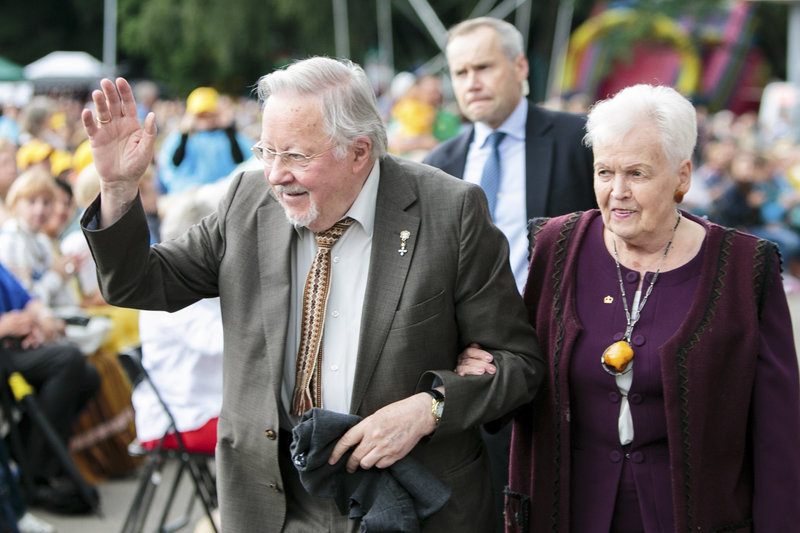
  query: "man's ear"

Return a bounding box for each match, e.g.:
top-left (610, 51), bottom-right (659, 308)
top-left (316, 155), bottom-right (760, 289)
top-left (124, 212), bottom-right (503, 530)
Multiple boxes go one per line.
top-left (514, 54), bottom-right (530, 84)
top-left (351, 137), bottom-right (373, 171)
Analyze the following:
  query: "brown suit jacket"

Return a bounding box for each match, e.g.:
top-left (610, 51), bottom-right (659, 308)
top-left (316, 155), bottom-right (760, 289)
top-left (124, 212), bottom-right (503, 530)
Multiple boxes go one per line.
top-left (82, 154), bottom-right (544, 532)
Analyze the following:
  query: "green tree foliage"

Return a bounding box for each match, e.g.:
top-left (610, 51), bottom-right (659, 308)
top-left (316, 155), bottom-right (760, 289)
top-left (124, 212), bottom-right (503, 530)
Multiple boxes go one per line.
top-left (0, 0), bottom-right (104, 65)
top-left (0, 0), bottom-right (791, 101)
top-left (118, 0), bottom-right (272, 95)
top-left (116, 0), bottom-right (477, 97)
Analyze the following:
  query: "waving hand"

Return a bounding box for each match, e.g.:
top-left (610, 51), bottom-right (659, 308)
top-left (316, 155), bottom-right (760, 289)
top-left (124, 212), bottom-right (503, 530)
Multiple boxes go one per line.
top-left (80, 77), bottom-right (157, 226)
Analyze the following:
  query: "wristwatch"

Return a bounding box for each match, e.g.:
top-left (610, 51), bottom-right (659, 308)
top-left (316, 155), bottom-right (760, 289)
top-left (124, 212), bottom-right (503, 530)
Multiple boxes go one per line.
top-left (424, 389), bottom-right (445, 425)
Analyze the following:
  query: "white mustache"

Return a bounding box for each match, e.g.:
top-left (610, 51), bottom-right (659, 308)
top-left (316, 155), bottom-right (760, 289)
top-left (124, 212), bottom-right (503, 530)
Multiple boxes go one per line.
top-left (274, 185), bottom-right (309, 195)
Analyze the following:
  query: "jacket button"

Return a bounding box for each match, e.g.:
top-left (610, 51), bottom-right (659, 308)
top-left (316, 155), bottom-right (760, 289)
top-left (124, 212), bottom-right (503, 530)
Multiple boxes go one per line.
top-left (609, 450), bottom-right (622, 463)
top-left (629, 393), bottom-right (643, 405)
top-left (267, 481), bottom-right (281, 492)
top-left (631, 451), bottom-right (644, 464)
top-left (632, 334), bottom-right (645, 346)
top-left (625, 271), bottom-right (639, 283)
top-left (265, 429), bottom-right (277, 440)
top-left (608, 391), bottom-right (620, 403)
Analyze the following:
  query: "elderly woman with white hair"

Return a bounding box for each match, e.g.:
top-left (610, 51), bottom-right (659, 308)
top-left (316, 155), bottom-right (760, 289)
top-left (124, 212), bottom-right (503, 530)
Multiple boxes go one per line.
top-left (459, 84), bottom-right (800, 531)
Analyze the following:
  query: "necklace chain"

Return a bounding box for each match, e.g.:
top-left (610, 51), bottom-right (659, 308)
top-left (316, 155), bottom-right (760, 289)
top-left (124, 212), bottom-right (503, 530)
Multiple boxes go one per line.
top-left (612, 212), bottom-right (682, 342)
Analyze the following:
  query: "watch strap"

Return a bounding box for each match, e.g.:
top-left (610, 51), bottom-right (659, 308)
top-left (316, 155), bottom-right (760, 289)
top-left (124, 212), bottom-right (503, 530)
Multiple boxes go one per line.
top-left (424, 388), bottom-right (445, 401)
top-left (424, 389), bottom-right (444, 425)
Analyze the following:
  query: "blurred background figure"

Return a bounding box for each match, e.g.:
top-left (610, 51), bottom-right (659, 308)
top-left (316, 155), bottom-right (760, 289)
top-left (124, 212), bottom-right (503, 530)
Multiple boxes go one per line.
top-left (0, 102), bottom-right (21, 145)
top-left (133, 192), bottom-right (222, 456)
top-left (0, 139), bottom-right (19, 227)
top-left (156, 86), bottom-right (252, 195)
top-left (387, 73), bottom-right (460, 161)
top-left (683, 138), bottom-right (736, 218)
top-left (133, 80), bottom-right (160, 124)
top-left (0, 169), bottom-right (82, 310)
top-left (0, 260), bottom-right (100, 515)
top-left (17, 98), bottom-right (61, 150)
top-left (709, 149), bottom-right (800, 276)
top-left (42, 178), bottom-right (77, 250)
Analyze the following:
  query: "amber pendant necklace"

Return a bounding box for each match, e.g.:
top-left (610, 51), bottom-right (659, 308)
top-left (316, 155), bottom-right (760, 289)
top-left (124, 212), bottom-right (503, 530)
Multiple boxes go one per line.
top-left (602, 212), bottom-right (682, 376)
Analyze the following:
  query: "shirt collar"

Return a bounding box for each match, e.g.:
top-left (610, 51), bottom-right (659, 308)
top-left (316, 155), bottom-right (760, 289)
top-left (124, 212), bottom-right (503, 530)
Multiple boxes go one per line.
top-left (473, 98), bottom-right (528, 149)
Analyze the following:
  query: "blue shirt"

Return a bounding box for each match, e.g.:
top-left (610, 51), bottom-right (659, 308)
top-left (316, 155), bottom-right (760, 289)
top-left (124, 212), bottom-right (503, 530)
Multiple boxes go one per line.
top-left (0, 117), bottom-right (20, 145)
top-left (463, 98), bottom-right (529, 293)
top-left (0, 263), bottom-right (31, 313)
top-left (157, 128), bottom-right (253, 194)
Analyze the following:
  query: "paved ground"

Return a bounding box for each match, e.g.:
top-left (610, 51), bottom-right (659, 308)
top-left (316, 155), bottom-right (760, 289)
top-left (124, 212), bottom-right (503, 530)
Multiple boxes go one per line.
top-left (31, 459), bottom-right (213, 533)
top-left (34, 290), bottom-right (800, 533)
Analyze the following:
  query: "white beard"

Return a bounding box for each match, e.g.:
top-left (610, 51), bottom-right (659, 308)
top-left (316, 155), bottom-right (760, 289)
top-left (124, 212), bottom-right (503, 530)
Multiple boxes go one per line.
top-left (274, 185), bottom-right (319, 228)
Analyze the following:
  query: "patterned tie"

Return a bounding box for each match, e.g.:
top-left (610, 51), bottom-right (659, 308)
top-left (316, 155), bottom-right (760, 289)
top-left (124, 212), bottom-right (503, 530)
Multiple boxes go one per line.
top-left (479, 131), bottom-right (506, 219)
top-left (291, 217), bottom-right (355, 416)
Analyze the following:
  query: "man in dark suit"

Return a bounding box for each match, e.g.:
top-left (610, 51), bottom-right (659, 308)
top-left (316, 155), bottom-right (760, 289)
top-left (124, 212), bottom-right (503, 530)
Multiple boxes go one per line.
top-left (423, 17), bottom-right (596, 529)
top-left (79, 58), bottom-right (544, 532)
top-left (424, 16), bottom-right (596, 292)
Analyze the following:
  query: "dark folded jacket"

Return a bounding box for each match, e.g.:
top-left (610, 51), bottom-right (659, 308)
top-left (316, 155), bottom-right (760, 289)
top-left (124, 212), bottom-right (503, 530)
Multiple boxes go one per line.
top-left (291, 408), bottom-right (451, 532)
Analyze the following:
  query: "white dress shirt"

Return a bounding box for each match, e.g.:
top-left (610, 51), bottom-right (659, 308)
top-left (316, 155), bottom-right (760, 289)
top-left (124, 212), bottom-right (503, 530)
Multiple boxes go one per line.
top-left (463, 99), bottom-right (529, 293)
top-left (281, 161), bottom-right (380, 425)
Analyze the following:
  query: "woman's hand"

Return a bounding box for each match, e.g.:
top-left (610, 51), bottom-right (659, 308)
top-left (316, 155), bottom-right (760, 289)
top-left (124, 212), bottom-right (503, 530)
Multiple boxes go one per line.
top-left (456, 342), bottom-right (497, 376)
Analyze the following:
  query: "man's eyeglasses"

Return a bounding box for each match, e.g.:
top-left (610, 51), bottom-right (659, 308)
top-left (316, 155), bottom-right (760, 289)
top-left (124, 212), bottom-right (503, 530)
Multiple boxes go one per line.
top-left (250, 144), bottom-right (335, 171)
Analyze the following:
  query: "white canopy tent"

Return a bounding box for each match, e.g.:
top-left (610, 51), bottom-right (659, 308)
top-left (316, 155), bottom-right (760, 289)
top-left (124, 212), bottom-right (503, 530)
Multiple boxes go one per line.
top-left (24, 51), bottom-right (111, 94)
top-left (24, 51), bottom-right (111, 81)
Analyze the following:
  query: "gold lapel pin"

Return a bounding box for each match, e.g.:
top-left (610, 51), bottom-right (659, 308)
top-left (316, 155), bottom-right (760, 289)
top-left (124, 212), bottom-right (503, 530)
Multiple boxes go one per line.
top-left (398, 230), bottom-right (411, 256)
top-left (604, 296), bottom-right (614, 304)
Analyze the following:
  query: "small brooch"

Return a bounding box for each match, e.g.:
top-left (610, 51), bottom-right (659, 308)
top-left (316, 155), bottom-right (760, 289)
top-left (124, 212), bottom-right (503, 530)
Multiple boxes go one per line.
top-left (398, 230), bottom-right (411, 256)
top-left (603, 296), bottom-right (614, 304)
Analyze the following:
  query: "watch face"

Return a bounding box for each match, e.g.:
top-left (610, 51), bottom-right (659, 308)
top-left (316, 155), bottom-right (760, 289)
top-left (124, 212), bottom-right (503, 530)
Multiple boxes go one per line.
top-left (434, 399), bottom-right (444, 418)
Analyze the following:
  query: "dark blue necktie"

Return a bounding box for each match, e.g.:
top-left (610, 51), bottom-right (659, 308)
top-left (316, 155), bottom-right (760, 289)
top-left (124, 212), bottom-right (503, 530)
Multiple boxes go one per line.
top-left (479, 131), bottom-right (505, 218)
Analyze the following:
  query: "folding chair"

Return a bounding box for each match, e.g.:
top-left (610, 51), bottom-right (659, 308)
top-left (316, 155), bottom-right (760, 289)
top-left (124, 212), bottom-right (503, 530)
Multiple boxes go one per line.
top-left (0, 356), bottom-right (100, 515)
top-left (117, 346), bottom-right (218, 533)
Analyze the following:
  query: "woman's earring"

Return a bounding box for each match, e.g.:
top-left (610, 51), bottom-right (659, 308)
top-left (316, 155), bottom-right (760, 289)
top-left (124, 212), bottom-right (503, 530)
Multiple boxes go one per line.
top-left (674, 189), bottom-right (684, 203)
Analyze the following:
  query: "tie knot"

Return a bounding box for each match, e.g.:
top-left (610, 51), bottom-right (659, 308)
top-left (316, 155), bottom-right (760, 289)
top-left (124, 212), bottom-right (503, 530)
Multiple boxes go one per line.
top-left (486, 131), bottom-right (505, 149)
top-left (315, 217), bottom-right (355, 249)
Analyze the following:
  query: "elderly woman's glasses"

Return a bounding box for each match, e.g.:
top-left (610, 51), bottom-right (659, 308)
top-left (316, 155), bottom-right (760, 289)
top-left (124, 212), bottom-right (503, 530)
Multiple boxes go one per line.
top-left (251, 144), bottom-right (335, 171)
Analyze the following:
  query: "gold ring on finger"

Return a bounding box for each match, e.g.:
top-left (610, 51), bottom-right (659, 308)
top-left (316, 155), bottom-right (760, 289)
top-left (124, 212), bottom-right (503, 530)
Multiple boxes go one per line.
top-left (97, 117), bottom-right (112, 125)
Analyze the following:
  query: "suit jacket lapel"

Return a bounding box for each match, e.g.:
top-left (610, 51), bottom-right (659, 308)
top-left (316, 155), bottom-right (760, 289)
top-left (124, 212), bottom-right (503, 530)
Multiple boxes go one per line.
top-left (525, 104), bottom-right (554, 219)
top-left (257, 197), bottom-right (294, 387)
top-left (350, 157), bottom-right (420, 414)
top-left (449, 126), bottom-right (474, 179)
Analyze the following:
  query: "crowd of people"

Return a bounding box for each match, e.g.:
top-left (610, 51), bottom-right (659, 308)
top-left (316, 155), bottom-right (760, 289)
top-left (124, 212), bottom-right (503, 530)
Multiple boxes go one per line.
top-left (0, 13), bottom-right (798, 533)
top-left (0, 75), bottom-right (258, 533)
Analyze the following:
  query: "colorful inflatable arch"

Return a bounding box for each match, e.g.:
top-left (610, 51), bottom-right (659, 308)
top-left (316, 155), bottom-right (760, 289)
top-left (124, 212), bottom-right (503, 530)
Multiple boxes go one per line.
top-left (562, 8), bottom-right (701, 99)
top-left (561, 3), bottom-right (767, 113)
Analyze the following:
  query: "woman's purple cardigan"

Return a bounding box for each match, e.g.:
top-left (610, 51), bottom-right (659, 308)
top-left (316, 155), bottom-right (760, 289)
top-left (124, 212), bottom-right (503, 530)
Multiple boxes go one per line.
top-left (508, 210), bottom-right (800, 532)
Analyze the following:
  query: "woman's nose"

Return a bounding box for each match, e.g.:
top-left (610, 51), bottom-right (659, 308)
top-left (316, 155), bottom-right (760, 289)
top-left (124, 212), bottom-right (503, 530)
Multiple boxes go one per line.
top-left (610, 174), bottom-right (630, 198)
